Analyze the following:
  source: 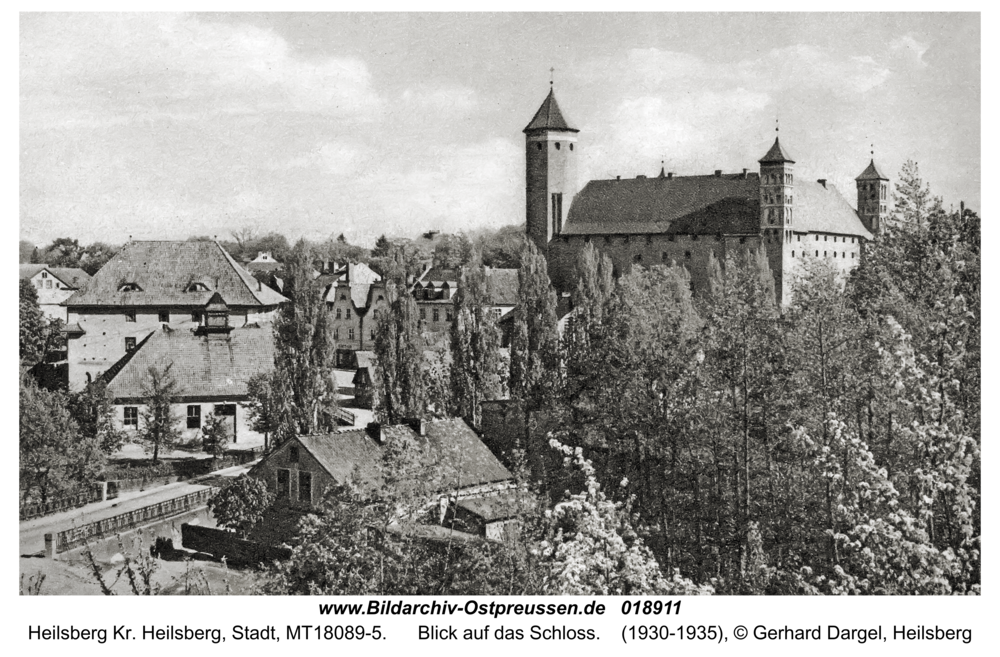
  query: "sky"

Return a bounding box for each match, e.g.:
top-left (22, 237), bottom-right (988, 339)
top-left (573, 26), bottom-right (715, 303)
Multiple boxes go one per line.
top-left (19, 12), bottom-right (981, 248)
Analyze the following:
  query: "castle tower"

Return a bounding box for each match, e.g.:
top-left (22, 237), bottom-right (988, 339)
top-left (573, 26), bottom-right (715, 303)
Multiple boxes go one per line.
top-left (856, 158), bottom-right (889, 234)
top-left (524, 87), bottom-right (579, 253)
top-left (758, 136), bottom-right (795, 236)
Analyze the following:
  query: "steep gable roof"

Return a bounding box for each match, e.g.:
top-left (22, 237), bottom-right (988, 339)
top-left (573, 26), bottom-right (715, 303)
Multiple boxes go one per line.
top-left (102, 324), bottom-right (275, 400)
top-left (563, 173), bottom-right (761, 236)
top-left (65, 241), bottom-right (287, 308)
top-left (856, 159), bottom-right (888, 181)
top-left (523, 88), bottom-right (578, 134)
top-left (284, 418), bottom-right (513, 494)
top-left (19, 265), bottom-right (92, 289)
top-left (792, 181), bottom-right (873, 238)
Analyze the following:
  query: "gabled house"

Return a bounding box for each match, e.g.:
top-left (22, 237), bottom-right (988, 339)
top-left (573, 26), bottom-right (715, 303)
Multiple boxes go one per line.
top-left (62, 240), bottom-right (286, 390)
top-left (250, 418), bottom-right (513, 511)
top-left (100, 322), bottom-right (275, 446)
top-left (19, 265), bottom-right (91, 321)
top-left (325, 262), bottom-right (387, 365)
top-left (351, 351), bottom-right (376, 409)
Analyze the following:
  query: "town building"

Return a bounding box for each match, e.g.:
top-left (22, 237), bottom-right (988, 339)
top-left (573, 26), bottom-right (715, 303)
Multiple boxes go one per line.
top-left (523, 88), bottom-right (888, 305)
top-left (19, 265), bottom-right (91, 321)
top-left (243, 251), bottom-right (283, 274)
top-left (411, 265), bottom-right (520, 331)
top-left (325, 262), bottom-right (387, 366)
top-left (100, 321), bottom-right (275, 447)
top-left (62, 240), bottom-right (286, 390)
top-left (250, 418), bottom-right (514, 512)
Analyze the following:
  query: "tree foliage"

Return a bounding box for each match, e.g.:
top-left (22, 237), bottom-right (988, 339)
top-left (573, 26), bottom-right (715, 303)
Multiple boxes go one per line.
top-left (209, 475), bottom-right (276, 539)
top-left (138, 363), bottom-right (183, 464)
top-left (372, 282), bottom-right (427, 424)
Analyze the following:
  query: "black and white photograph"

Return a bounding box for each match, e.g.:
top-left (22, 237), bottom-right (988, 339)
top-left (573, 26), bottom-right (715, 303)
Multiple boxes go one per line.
top-left (18, 10), bottom-right (980, 612)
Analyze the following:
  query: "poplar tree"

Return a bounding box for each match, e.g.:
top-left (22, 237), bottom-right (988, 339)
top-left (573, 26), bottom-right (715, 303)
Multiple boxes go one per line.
top-left (373, 281), bottom-right (426, 424)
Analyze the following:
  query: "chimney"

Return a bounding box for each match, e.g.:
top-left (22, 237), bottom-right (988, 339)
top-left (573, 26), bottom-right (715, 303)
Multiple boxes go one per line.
top-left (715, 170), bottom-right (722, 177)
top-left (667, 172), bottom-right (674, 179)
top-left (817, 179), bottom-right (827, 188)
top-left (742, 168), bottom-right (748, 179)
top-left (960, 201), bottom-right (965, 216)
top-left (616, 175), bottom-right (621, 181)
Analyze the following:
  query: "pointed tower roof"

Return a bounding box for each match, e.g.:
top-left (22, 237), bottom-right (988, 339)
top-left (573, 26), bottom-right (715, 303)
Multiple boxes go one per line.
top-left (523, 88), bottom-right (579, 134)
top-left (855, 159), bottom-right (888, 181)
top-left (758, 136), bottom-right (795, 164)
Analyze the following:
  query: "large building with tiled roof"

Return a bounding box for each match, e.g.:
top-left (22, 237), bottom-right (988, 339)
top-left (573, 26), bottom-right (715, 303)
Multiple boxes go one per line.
top-left (63, 240), bottom-right (286, 390)
top-left (100, 323), bottom-right (276, 445)
top-left (524, 87), bottom-right (889, 304)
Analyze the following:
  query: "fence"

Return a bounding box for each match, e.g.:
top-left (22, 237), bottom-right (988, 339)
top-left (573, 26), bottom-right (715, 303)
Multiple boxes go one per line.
top-left (181, 524), bottom-right (291, 566)
top-left (19, 485), bottom-right (105, 521)
top-left (45, 488), bottom-right (216, 558)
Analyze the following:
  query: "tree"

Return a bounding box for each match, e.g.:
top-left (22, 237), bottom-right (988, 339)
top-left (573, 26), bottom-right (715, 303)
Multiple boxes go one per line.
top-left (42, 237), bottom-right (84, 268)
top-left (476, 225), bottom-right (526, 269)
top-left (138, 363), bottom-right (183, 464)
top-left (20, 377), bottom-right (105, 503)
top-left (433, 233), bottom-right (473, 269)
top-left (245, 371), bottom-right (292, 452)
top-left (209, 475), bottom-right (276, 539)
top-left (20, 280), bottom-right (53, 366)
top-left (66, 379), bottom-right (126, 455)
top-left (201, 413), bottom-right (232, 459)
top-left (372, 282), bottom-right (426, 424)
top-left (19, 240), bottom-right (35, 263)
top-left (79, 242), bottom-right (119, 276)
top-left (449, 255), bottom-right (504, 429)
top-left (269, 239), bottom-right (339, 438)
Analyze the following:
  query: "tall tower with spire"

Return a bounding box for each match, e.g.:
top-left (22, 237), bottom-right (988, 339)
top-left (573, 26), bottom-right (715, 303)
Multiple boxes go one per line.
top-left (524, 85), bottom-right (579, 253)
top-left (758, 133), bottom-right (795, 236)
top-left (856, 153), bottom-right (889, 234)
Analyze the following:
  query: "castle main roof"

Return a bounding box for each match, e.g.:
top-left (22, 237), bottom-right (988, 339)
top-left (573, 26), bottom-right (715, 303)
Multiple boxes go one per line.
top-left (561, 172), bottom-right (872, 239)
top-left (523, 88), bottom-right (579, 134)
top-left (856, 159), bottom-right (888, 181)
top-left (65, 241), bottom-right (287, 308)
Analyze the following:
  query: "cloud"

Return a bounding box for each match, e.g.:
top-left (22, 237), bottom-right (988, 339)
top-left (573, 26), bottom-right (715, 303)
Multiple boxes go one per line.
top-left (890, 34), bottom-right (930, 68)
top-left (738, 45), bottom-right (891, 96)
top-left (400, 86), bottom-right (478, 115)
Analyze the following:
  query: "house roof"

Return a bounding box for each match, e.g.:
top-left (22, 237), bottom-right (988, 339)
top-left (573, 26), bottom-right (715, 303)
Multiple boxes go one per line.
top-left (484, 268), bottom-right (519, 306)
top-left (759, 136), bottom-right (795, 164)
top-left (19, 265), bottom-right (92, 289)
top-left (524, 88), bottom-right (578, 134)
top-left (102, 324), bottom-right (275, 400)
top-left (562, 172), bottom-right (871, 239)
top-left (354, 350), bottom-right (375, 370)
top-left (324, 262), bottom-right (382, 309)
top-left (288, 418), bottom-right (513, 494)
top-left (456, 490), bottom-right (528, 522)
top-left (856, 159), bottom-right (889, 181)
top-left (65, 241), bottom-right (287, 308)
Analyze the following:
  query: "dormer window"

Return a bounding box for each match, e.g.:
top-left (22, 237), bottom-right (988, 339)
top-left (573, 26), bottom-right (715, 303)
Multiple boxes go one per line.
top-left (119, 283), bottom-right (142, 292)
top-left (186, 282), bottom-right (210, 292)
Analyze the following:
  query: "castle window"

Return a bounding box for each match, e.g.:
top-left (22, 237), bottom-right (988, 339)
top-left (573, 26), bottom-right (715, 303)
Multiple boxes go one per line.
top-left (604, 236), bottom-right (611, 244)
top-left (125, 309), bottom-right (136, 322)
top-left (433, 308), bottom-right (440, 322)
top-left (348, 328), bottom-right (355, 341)
top-left (446, 309), bottom-right (453, 322)
top-left (842, 252), bottom-right (846, 258)
top-left (797, 235), bottom-right (800, 241)
top-left (833, 252), bottom-right (837, 258)
top-left (336, 308), bottom-right (342, 320)
top-left (815, 235), bottom-right (819, 241)
top-left (852, 253), bottom-right (856, 259)
top-left (555, 142), bottom-right (561, 150)
top-left (334, 328), bottom-right (339, 340)
top-left (792, 251), bottom-right (795, 258)
top-left (815, 251), bottom-right (819, 257)
top-left (419, 308), bottom-right (426, 320)
top-left (633, 254), bottom-right (642, 264)
top-left (570, 143), bottom-right (574, 151)
top-left (346, 308), bottom-right (352, 320)
top-left (824, 251), bottom-right (827, 257)
top-left (124, 406), bottom-right (138, 427)
top-left (584, 236), bottom-right (590, 243)
top-left (824, 235), bottom-right (828, 241)
top-left (537, 143), bottom-right (543, 150)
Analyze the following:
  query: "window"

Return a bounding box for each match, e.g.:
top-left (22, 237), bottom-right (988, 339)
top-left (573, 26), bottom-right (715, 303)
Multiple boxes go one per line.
top-left (124, 406), bottom-right (138, 427)
top-left (333, 328), bottom-right (339, 340)
top-left (158, 311), bottom-right (169, 323)
top-left (187, 405), bottom-right (201, 429)
top-left (852, 253), bottom-right (856, 259)
top-left (569, 143), bottom-right (574, 151)
top-left (419, 308), bottom-right (426, 320)
top-left (692, 234), bottom-right (699, 241)
top-left (604, 236), bottom-right (611, 244)
top-left (792, 251), bottom-right (796, 258)
top-left (289, 445), bottom-right (299, 463)
top-left (336, 308), bottom-right (342, 320)
top-left (348, 328), bottom-right (355, 341)
top-left (685, 251), bottom-right (692, 259)
top-left (633, 254), bottom-right (642, 264)
top-left (298, 471), bottom-right (312, 504)
top-left (370, 329), bottom-right (376, 340)
top-left (815, 235), bottom-right (819, 241)
top-left (433, 309), bottom-right (440, 322)
top-left (824, 235), bottom-right (828, 241)
top-left (824, 251), bottom-right (827, 257)
top-left (446, 310), bottom-right (453, 322)
top-left (36, 281), bottom-right (42, 289)
top-left (842, 252), bottom-right (846, 258)
top-left (191, 311), bottom-right (200, 323)
top-left (815, 251), bottom-right (819, 257)
top-left (554, 142), bottom-right (560, 150)
top-left (125, 309), bottom-right (136, 322)
top-left (45, 279), bottom-right (52, 289)
top-left (277, 469), bottom-right (290, 498)
top-left (662, 252), bottom-right (668, 263)
top-left (125, 337), bottom-right (136, 352)
top-left (797, 235), bottom-right (801, 242)
top-left (346, 308), bottom-right (352, 320)
top-left (668, 235), bottom-right (675, 242)
top-left (214, 403), bottom-right (236, 417)
top-left (42, 272), bottom-right (47, 278)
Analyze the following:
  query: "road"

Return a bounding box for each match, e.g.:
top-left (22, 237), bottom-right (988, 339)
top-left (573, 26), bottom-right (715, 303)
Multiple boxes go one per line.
top-left (19, 462), bottom-right (253, 557)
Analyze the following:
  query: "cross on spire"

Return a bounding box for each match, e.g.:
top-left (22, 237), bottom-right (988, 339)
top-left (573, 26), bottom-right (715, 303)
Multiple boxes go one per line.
top-left (550, 67), bottom-right (555, 86)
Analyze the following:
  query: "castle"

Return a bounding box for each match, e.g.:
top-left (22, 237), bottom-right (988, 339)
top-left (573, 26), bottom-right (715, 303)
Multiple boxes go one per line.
top-left (523, 87), bottom-right (890, 305)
